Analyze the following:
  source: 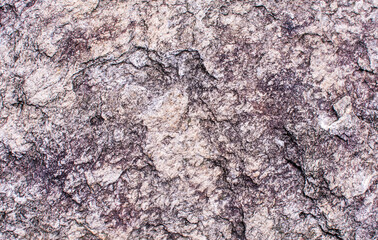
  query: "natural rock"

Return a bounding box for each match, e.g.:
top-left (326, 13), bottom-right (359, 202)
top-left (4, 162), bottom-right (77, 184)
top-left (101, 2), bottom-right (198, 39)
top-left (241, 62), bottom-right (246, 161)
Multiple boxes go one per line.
top-left (0, 0), bottom-right (377, 239)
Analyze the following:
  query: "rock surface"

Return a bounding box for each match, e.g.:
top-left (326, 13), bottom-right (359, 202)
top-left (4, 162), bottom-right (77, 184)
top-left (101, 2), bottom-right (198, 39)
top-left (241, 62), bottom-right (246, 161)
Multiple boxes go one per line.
top-left (0, 0), bottom-right (377, 239)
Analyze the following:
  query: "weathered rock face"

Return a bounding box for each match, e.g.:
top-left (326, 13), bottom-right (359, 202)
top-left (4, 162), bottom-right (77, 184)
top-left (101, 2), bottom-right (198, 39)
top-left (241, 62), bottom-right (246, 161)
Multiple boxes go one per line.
top-left (0, 0), bottom-right (377, 239)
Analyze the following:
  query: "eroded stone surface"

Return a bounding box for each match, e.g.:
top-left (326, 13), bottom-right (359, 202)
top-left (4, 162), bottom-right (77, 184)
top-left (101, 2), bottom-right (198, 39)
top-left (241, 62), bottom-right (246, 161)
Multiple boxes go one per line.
top-left (0, 0), bottom-right (377, 239)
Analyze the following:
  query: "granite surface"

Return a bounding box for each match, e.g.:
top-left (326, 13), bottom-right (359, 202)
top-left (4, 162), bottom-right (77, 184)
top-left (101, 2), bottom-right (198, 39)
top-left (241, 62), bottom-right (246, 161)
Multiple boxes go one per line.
top-left (0, 0), bottom-right (377, 239)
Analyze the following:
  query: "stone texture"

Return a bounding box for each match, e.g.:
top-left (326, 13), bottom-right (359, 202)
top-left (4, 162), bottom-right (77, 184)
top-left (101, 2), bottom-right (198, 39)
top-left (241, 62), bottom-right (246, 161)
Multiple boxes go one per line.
top-left (0, 0), bottom-right (377, 239)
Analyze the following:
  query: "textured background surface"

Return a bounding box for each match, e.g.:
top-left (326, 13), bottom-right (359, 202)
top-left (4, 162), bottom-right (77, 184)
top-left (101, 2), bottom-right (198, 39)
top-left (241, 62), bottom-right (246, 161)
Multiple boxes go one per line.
top-left (0, 0), bottom-right (377, 239)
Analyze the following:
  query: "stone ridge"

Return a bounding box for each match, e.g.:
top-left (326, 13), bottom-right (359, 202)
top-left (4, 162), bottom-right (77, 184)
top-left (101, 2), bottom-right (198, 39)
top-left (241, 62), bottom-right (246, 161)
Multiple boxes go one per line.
top-left (0, 0), bottom-right (377, 239)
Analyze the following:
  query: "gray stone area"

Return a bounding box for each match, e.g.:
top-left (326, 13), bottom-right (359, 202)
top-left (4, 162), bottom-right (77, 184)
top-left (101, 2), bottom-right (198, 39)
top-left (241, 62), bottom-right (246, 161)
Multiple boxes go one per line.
top-left (0, 0), bottom-right (377, 239)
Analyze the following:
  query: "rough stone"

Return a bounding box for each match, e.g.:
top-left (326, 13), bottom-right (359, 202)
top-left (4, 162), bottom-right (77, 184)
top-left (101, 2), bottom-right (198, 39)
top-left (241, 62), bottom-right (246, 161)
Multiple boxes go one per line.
top-left (0, 0), bottom-right (377, 239)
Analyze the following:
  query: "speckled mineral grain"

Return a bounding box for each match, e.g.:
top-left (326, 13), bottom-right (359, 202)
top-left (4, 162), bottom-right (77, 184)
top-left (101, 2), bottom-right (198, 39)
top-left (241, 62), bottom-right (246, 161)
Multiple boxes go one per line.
top-left (0, 0), bottom-right (377, 239)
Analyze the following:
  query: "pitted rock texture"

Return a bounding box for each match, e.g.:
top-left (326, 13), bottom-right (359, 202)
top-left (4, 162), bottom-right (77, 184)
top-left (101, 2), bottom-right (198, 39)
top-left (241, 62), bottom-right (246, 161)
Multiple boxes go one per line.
top-left (0, 0), bottom-right (377, 239)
